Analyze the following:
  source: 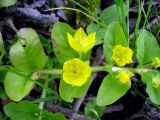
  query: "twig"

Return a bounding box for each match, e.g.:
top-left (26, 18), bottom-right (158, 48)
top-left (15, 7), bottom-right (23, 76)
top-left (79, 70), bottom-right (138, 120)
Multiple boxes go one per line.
top-left (3, 6), bottom-right (59, 25)
top-left (5, 18), bottom-right (18, 33)
top-left (45, 103), bottom-right (92, 120)
top-left (129, 16), bottom-right (160, 40)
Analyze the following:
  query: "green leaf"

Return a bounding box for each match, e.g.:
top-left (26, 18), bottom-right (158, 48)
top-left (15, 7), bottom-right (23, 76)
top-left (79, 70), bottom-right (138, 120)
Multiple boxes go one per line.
top-left (101, 4), bottom-right (128, 26)
top-left (0, 32), bottom-right (5, 64)
top-left (0, 89), bottom-right (7, 99)
top-left (51, 22), bottom-right (78, 63)
top-left (136, 30), bottom-right (160, 67)
top-left (0, 66), bottom-right (11, 82)
top-left (87, 22), bottom-right (106, 45)
top-left (59, 77), bottom-right (92, 102)
top-left (4, 101), bottom-right (40, 120)
top-left (10, 28), bottom-right (48, 72)
top-left (84, 99), bottom-right (105, 119)
top-left (4, 70), bottom-right (34, 101)
top-left (97, 72), bottom-right (131, 106)
top-left (0, 0), bottom-right (17, 8)
top-left (103, 22), bottom-right (128, 64)
top-left (0, 112), bottom-right (2, 120)
top-left (141, 71), bottom-right (160, 105)
top-left (42, 111), bottom-right (67, 120)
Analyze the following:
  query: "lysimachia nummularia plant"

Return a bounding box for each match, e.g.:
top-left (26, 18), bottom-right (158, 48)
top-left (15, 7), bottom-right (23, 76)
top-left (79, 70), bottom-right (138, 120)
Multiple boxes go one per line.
top-left (0, 1), bottom-right (160, 119)
top-left (1, 21), bottom-right (160, 106)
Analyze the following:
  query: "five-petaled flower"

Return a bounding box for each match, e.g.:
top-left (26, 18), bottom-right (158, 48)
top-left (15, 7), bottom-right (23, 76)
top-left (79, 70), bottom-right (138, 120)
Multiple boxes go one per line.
top-left (67, 27), bottom-right (96, 53)
top-left (63, 58), bottom-right (91, 86)
top-left (118, 70), bottom-right (134, 84)
top-left (112, 45), bottom-right (133, 67)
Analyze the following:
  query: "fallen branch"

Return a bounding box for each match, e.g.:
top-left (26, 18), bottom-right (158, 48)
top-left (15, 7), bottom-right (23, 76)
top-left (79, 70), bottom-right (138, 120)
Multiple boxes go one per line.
top-left (3, 6), bottom-right (59, 25)
top-left (45, 103), bottom-right (92, 120)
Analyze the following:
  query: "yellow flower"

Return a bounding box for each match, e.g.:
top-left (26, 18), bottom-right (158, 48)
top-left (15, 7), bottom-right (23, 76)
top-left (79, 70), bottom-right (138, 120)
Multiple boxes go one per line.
top-left (152, 75), bottom-right (160, 88)
top-left (67, 27), bottom-right (96, 52)
top-left (152, 57), bottom-right (160, 69)
top-left (118, 71), bottom-right (134, 84)
top-left (63, 58), bottom-right (91, 86)
top-left (112, 45), bottom-right (133, 67)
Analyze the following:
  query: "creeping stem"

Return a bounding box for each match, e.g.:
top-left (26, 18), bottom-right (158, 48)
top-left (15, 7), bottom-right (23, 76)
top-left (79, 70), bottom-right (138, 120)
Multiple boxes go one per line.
top-left (38, 65), bottom-right (156, 75)
top-left (38, 69), bottom-right (63, 74)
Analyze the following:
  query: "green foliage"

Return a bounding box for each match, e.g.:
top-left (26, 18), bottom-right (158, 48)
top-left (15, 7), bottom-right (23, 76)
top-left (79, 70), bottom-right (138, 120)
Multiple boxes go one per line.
top-left (101, 4), bottom-right (128, 26)
top-left (136, 30), bottom-right (160, 67)
top-left (0, 1), bottom-right (160, 119)
top-left (4, 70), bottom-right (35, 101)
top-left (97, 72), bottom-right (131, 106)
top-left (4, 28), bottom-right (48, 102)
top-left (42, 112), bottom-right (67, 120)
top-left (141, 71), bottom-right (160, 105)
top-left (103, 22), bottom-right (128, 64)
top-left (4, 101), bottom-right (40, 120)
top-left (51, 22), bottom-right (78, 64)
top-left (87, 22), bottom-right (106, 45)
top-left (0, 32), bottom-right (5, 64)
top-left (0, 66), bottom-right (10, 82)
top-left (10, 28), bottom-right (48, 72)
top-left (84, 99), bottom-right (105, 120)
top-left (4, 101), bottom-right (67, 120)
top-left (59, 77), bottom-right (92, 102)
top-left (0, 0), bottom-right (17, 8)
top-left (0, 89), bottom-right (7, 99)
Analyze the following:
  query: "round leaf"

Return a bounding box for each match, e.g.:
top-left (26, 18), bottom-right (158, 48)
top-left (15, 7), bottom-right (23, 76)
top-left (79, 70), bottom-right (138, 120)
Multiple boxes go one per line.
top-left (97, 72), bottom-right (131, 106)
top-left (42, 112), bottom-right (67, 120)
top-left (59, 77), bottom-right (92, 102)
top-left (136, 30), bottom-right (160, 67)
top-left (101, 4), bottom-right (128, 25)
top-left (4, 70), bottom-right (34, 101)
top-left (10, 28), bottom-right (48, 72)
top-left (4, 101), bottom-right (40, 120)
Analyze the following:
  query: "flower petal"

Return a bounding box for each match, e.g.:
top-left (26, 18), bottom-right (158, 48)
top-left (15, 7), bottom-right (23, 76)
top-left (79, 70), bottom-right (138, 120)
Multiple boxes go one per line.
top-left (112, 45), bottom-right (133, 67)
top-left (82, 32), bottom-right (96, 52)
top-left (63, 58), bottom-right (91, 86)
top-left (74, 27), bottom-right (86, 40)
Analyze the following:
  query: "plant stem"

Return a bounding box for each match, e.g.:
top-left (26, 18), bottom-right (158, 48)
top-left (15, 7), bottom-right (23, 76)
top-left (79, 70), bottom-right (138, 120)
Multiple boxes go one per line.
top-left (44, 7), bottom-right (107, 28)
top-left (38, 65), bottom-right (158, 75)
top-left (38, 69), bottom-right (63, 74)
top-left (69, 0), bottom-right (95, 17)
top-left (39, 79), bottom-right (49, 120)
top-left (91, 65), bottom-right (152, 73)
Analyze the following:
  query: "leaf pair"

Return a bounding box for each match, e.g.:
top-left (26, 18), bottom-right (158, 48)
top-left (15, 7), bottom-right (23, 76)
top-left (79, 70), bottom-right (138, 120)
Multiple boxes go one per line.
top-left (4, 28), bottom-right (48, 101)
